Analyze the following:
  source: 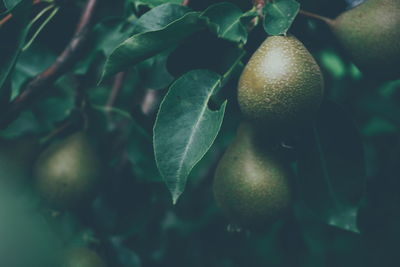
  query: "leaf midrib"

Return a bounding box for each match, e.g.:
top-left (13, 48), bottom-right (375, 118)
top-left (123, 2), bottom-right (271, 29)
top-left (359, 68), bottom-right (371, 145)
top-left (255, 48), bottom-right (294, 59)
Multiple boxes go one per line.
top-left (174, 79), bottom-right (220, 195)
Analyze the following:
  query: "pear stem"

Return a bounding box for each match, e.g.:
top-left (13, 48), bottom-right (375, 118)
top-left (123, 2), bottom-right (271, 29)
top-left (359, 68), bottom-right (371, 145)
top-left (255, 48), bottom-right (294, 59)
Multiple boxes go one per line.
top-left (299, 9), bottom-right (334, 25)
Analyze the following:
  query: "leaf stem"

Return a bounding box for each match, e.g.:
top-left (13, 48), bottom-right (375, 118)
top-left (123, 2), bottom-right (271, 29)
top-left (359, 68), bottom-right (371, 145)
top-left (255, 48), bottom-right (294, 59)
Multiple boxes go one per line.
top-left (298, 9), bottom-right (333, 25)
top-left (23, 5), bottom-right (59, 51)
top-left (40, 120), bottom-right (74, 144)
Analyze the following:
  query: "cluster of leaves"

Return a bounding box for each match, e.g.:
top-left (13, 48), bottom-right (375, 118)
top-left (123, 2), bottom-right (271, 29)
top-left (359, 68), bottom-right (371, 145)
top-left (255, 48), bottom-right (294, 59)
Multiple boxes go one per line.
top-left (1, 0), bottom-right (400, 266)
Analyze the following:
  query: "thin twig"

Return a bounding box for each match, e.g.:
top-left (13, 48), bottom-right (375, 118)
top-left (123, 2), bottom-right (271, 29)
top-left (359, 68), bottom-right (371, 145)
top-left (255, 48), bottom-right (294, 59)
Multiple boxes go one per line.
top-left (40, 120), bottom-right (74, 144)
top-left (106, 72), bottom-right (125, 110)
top-left (0, 14), bottom-right (12, 27)
top-left (106, 72), bottom-right (126, 122)
top-left (252, 0), bottom-right (265, 9)
top-left (299, 9), bottom-right (333, 25)
top-left (0, 0), bottom-right (99, 128)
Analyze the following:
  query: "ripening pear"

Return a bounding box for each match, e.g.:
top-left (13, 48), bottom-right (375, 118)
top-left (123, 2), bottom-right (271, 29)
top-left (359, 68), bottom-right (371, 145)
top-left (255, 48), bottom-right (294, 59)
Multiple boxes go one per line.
top-left (33, 132), bottom-right (102, 209)
top-left (238, 35), bottom-right (324, 134)
top-left (330, 0), bottom-right (400, 80)
top-left (213, 122), bottom-right (292, 228)
top-left (63, 247), bottom-right (107, 267)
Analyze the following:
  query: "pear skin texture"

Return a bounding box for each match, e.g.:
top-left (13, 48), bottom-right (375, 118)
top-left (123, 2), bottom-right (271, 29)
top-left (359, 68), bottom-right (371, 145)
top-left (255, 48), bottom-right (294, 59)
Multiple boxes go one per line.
top-left (331, 0), bottom-right (400, 80)
top-left (213, 123), bottom-right (292, 229)
top-left (238, 35), bottom-right (323, 133)
top-left (63, 247), bottom-right (107, 267)
top-left (34, 132), bottom-right (102, 209)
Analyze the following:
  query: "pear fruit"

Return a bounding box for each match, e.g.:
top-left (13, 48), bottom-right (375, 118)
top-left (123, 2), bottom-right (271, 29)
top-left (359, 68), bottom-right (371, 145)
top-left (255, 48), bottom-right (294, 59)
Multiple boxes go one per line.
top-left (331, 0), bottom-right (400, 80)
top-left (213, 122), bottom-right (292, 228)
top-left (238, 35), bottom-right (323, 134)
top-left (33, 132), bottom-right (102, 209)
top-left (63, 247), bottom-right (107, 267)
top-left (0, 136), bottom-right (39, 187)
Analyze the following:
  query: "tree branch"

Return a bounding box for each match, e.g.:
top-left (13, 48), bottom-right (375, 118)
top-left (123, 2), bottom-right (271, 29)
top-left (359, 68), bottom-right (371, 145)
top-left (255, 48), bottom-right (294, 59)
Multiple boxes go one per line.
top-left (106, 72), bottom-right (125, 110)
top-left (0, 0), bottom-right (99, 128)
top-left (252, 0), bottom-right (265, 9)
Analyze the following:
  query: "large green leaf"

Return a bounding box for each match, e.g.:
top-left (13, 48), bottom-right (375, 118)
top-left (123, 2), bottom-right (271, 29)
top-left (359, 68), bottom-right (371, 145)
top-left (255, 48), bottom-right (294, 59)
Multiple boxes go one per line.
top-left (297, 101), bottom-right (366, 233)
top-left (132, 0), bottom-right (181, 8)
top-left (0, 0), bottom-right (31, 96)
top-left (133, 3), bottom-right (190, 33)
top-left (201, 2), bottom-right (248, 43)
top-left (263, 0), bottom-right (300, 35)
top-left (100, 12), bottom-right (205, 81)
top-left (153, 70), bottom-right (227, 204)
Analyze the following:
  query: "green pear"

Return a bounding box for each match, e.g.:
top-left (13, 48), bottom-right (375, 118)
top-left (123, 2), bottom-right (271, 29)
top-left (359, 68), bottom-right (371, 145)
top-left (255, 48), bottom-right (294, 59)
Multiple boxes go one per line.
top-left (331, 0), bottom-right (400, 80)
top-left (213, 122), bottom-right (292, 228)
top-left (33, 132), bottom-right (102, 209)
top-left (63, 247), bottom-right (107, 267)
top-left (238, 35), bottom-right (324, 134)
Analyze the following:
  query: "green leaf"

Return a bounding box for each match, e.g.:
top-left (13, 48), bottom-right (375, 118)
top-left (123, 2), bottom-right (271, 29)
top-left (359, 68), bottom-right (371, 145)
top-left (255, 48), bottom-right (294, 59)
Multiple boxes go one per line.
top-left (30, 81), bottom-right (75, 130)
top-left (137, 50), bottom-right (174, 90)
top-left (132, 0), bottom-right (182, 9)
top-left (133, 3), bottom-right (190, 33)
top-left (201, 2), bottom-right (248, 43)
top-left (0, 0), bottom-right (31, 95)
top-left (263, 0), bottom-right (300, 35)
top-left (297, 101), bottom-right (366, 233)
top-left (100, 12), bottom-right (205, 81)
top-left (3, 0), bottom-right (21, 10)
top-left (93, 19), bottom-right (135, 56)
top-left (153, 70), bottom-right (227, 204)
top-left (12, 44), bottom-right (56, 98)
top-left (0, 110), bottom-right (41, 138)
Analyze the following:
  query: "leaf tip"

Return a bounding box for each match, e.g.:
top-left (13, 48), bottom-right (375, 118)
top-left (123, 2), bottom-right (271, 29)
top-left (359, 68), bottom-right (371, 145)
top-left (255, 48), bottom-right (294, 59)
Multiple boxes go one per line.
top-left (171, 192), bottom-right (181, 205)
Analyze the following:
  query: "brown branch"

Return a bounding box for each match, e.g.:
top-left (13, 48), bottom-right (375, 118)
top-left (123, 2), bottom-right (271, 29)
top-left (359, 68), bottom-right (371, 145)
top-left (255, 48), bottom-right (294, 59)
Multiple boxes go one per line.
top-left (0, 13), bottom-right (12, 27)
top-left (40, 120), bottom-right (74, 144)
top-left (0, 0), bottom-right (99, 128)
top-left (299, 9), bottom-right (333, 25)
top-left (181, 0), bottom-right (189, 6)
top-left (106, 72), bottom-right (125, 110)
top-left (252, 0), bottom-right (265, 9)
top-left (0, 0), bottom-right (41, 27)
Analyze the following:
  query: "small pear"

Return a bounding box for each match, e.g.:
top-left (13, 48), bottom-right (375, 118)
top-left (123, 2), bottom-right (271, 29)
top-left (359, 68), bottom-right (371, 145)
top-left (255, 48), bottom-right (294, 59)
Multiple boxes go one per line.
top-left (63, 247), bottom-right (107, 267)
top-left (238, 35), bottom-right (324, 133)
top-left (213, 122), bottom-right (292, 228)
top-left (34, 132), bottom-right (102, 209)
top-left (331, 0), bottom-right (400, 80)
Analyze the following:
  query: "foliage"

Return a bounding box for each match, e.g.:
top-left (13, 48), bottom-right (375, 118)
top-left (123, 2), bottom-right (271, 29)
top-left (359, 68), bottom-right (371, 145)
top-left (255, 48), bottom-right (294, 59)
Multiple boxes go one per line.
top-left (0, 0), bottom-right (399, 266)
